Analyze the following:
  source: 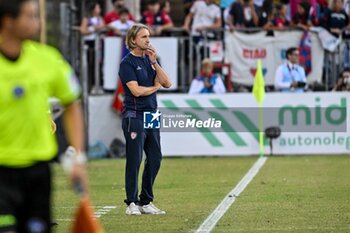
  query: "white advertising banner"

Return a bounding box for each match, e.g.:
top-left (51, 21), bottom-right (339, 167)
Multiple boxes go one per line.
top-left (157, 93), bottom-right (350, 156)
top-left (224, 31), bottom-right (324, 85)
top-left (150, 38), bottom-right (178, 90)
top-left (88, 93), bottom-right (350, 156)
top-left (102, 37), bottom-right (178, 91)
top-left (88, 95), bottom-right (123, 147)
top-left (103, 37), bottom-right (123, 90)
top-left (209, 40), bottom-right (224, 62)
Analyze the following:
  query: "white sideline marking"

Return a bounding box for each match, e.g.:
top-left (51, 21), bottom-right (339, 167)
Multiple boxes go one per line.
top-left (56, 205), bottom-right (117, 221)
top-left (94, 206), bottom-right (117, 218)
top-left (56, 219), bottom-right (74, 222)
top-left (195, 157), bottom-right (268, 233)
top-left (55, 206), bottom-right (117, 209)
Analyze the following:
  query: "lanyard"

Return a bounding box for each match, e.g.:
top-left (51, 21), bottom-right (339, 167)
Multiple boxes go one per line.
top-left (286, 64), bottom-right (297, 82)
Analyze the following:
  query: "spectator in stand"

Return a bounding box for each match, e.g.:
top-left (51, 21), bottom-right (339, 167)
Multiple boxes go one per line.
top-left (141, 0), bottom-right (173, 36)
top-left (343, 1), bottom-right (350, 65)
top-left (227, 0), bottom-right (259, 31)
top-left (333, 68), bottom-right (350, 91)
top-left (80, 1), bottom-right (105, 45)
top-left (316, 0), bottom-right (328, 21)
top-left (80, 1), bottom-right (105, 91)
top-left (189, 58), bottom-right (226, 94)
top-left (161, 0), bottom-right (171, 14)
top-left (291, 1), bottom-right (315, 30)
top-left (290, 0), bottom-right (316, 21)
top-left (184, 0), bottom-right (195, 15)
top-left (105, 0), bottom-right (134, 24)
top-left (275, 47), bottom-right (307, 92)
top-left (107, 7), bottom-right (134, 36)
top-left (258, 0), bottom-right (275, 30)
top-left (105, 0), bottom-right (134, 36)
top-left (323, 0), bottom-right (349, 37)
top-left (183, 0), bottom-right (222, 39)
top-left (272, 3), bottom-right (290, 29)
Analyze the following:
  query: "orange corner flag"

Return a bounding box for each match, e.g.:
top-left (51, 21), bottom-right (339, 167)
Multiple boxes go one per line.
top-left (72, 197), bottom-right (105, 233)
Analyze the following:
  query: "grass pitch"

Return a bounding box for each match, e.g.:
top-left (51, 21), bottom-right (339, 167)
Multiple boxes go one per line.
top-left (52, 156), bottom-right (350, 233)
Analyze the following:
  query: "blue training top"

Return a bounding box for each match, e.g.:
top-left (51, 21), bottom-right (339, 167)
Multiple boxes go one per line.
top-left (118, 53), bottom-right (157, 119)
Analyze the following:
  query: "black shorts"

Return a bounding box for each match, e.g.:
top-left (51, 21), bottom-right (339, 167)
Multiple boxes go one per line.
top-left (0, 162), bottom-right (51, 233)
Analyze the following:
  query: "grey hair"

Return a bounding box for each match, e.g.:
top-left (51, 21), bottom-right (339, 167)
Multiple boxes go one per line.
top-left (125, 23), bottom-right (150, 51)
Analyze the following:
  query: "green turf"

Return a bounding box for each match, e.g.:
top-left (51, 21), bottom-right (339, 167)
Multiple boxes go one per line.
top-left (52, 156), bottom-right (350, 233)
top-left (52, 157), bottom-right (256, 233)
top-left (213, 155), bottom-right (350, 233)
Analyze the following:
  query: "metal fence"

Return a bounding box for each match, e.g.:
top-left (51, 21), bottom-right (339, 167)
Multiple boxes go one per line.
top-left (324, 39), bottom-right (350, 90)
top-left (67, 27), bottom-right (349, 94)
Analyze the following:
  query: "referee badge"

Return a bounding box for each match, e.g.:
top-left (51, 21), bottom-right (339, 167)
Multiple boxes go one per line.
top-left (130, 132), bottom-right (137, 140)
top-left (13, 86), bottom-right (25, 98)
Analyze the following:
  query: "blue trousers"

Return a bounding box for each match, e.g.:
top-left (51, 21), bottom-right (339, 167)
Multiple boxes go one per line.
top-left (122, 117), bottom-right (162, 206)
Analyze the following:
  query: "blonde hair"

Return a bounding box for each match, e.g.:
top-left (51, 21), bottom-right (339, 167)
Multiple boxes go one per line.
top-left (202, 58), bottom-right (213, 67)
top-left (125, 23), bottom-right (150, 50)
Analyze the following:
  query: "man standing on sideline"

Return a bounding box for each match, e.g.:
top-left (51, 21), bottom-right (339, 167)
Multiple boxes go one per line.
top-left (274, 47), bottom-right (307, 92)
top-left (119, 23), bottom-right (172, 215)
top-left (0, 0), bottom-right (89, 232)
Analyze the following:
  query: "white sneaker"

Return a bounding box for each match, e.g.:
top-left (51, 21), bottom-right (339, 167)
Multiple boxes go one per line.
top-left (126, 202), bottom-right (141, 215)
top-left (139, 202), bottom-right (166, 215)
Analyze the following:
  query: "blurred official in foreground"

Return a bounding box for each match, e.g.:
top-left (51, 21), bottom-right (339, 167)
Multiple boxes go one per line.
top-left (0, 0), bottom-right (88, 232)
